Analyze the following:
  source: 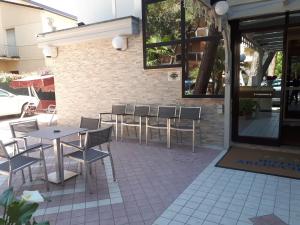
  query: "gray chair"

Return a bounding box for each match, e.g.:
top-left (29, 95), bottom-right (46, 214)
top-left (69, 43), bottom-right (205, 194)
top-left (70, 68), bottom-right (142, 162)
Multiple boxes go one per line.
top-left (121, 105), bottom-right (150, 144)
top-left (146, 106), bottom-right (177, 146)
top-left (99, 104), bottom-right (127, 141)
top-left (9, 119), bottom-right (52, 181)
top-left (61, 126), bottom-right (116, 193)
top-left (66, 117), bottom-right (100, 147)
top-left (0, 140), bottom-right (49, 189)
top-left (169, 106), bottom-right (201, 152)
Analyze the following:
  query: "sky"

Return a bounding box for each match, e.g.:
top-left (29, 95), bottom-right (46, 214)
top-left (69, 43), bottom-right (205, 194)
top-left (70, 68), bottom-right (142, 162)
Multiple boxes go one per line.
top-left (34, 0), bottom-right (79, 17)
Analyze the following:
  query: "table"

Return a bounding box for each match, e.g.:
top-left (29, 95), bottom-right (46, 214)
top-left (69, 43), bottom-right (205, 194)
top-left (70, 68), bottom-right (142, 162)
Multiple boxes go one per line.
top-left (27, 126), bottom-right (87, 184)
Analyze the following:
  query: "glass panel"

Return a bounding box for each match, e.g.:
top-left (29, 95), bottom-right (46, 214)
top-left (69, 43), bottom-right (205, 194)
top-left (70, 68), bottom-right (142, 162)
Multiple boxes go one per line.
top-left (239, 15), bottom-right (285, 30)
top-left (238, 30), bottom-right (283, 139)
top-left (289, 13), bottom-right (300, 25)
top-left (145, 44), bottom-right (181, 67)
top-left (184, 39), bottom-right (225, 96)
top-left (145, 0), bottom-right (181, 44)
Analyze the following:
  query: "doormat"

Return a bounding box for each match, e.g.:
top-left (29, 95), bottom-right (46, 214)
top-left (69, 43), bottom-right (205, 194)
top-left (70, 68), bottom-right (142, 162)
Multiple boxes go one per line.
top-left (216, 147), bottom-right (300, 179)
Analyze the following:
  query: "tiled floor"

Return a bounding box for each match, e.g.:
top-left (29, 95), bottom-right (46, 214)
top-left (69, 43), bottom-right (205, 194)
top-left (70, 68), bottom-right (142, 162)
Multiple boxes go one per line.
top-left (0, 137), bottom-right (219, 225)
top-left (153, 151), bottom-right (300, 225)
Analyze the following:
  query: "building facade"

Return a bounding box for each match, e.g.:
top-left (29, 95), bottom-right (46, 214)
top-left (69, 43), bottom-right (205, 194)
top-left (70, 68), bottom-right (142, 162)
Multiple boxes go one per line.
top-left (0, 0), bottom-right (77, 73)
top-left (37, 0), bottom-right (300, 150)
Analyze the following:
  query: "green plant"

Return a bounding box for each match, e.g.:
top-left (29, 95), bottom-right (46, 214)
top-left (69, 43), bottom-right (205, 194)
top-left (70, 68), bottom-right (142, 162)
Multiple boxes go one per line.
top-left (239, 99), bottom-right (257, 116)
top-left (0, 188), bottom-right (49, 225)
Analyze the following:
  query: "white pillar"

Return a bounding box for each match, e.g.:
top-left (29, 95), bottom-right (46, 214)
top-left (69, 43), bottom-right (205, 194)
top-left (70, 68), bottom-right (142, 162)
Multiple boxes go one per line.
top-left (221, 18), bottom-right (232, 151)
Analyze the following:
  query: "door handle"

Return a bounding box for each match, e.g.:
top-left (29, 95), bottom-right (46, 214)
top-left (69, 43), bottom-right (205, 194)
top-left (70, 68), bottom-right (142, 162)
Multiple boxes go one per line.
top-left (253, 93), bottom-right (272, 97)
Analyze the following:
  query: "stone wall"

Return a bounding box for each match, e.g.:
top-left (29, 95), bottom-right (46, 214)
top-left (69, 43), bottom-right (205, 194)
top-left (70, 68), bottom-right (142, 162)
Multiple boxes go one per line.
top-left (47, 35), bottom-right (224, 147)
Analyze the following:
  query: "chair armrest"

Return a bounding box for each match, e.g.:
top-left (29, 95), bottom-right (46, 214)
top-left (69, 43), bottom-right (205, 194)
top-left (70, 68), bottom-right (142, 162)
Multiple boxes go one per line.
top-left (10, 147), bottom-right (38, 159)
top-left (145, 115), bottom-right (157, 118)
top-left (4, 140), bottom-right (17, 147)
top-left (61, 141), bottom-right (84, 151)
top-left (99, 112), bottom-right (112, 116)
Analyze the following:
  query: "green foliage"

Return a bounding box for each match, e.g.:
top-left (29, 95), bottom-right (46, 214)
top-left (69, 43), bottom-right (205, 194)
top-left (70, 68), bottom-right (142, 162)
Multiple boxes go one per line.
top-left (146, 0), bottom-right (181, 42)
top-left (0, 188), bottom-right (49, 225)
top-left (239, 99), bottom-right (258, 116)
top-left (274, 52), bottom-right (283, 78)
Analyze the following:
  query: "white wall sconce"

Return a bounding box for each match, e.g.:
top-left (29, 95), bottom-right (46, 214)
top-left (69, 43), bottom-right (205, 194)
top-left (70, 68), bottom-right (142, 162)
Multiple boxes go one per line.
top-left (210, 0), bottom-right (229, 16)
top-left (112, 35), bottom-right (128, 51)
top-left (42, 46), bottom-right (58, 58)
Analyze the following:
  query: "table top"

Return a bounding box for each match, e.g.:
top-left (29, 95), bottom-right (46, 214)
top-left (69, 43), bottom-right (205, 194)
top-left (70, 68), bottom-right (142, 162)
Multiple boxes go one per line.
top-left (27, 126), bottom-right (87, 140)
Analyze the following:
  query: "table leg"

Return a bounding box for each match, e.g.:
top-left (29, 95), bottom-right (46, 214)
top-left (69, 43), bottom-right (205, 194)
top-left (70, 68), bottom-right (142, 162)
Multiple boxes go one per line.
top-left (47, 138), bottom-right (78, 184)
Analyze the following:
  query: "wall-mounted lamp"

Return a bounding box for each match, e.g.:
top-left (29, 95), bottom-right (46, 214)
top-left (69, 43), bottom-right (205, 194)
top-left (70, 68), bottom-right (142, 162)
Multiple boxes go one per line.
top-left (210, 0), bottom-right (229, 16)
top-left (42, 46), bottom-right (58, 58)
top-left (112, 35), bottom-right (128, 51)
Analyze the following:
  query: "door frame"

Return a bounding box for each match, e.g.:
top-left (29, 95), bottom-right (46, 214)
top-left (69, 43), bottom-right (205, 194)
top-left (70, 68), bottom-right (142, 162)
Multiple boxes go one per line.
top-left (230, 11), bottom-right (300, 146)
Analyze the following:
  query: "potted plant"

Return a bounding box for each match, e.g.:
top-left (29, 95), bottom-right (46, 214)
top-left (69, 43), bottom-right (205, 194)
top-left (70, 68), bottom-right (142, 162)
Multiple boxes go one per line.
top-left (0, 188), bottom-right (49, 225)
top-left (239, 99), bottom-right (258, 119)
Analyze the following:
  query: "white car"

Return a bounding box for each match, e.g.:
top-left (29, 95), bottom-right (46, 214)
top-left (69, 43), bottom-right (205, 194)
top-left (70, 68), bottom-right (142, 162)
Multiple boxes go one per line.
top-left (0, 88), bottom-right (38, 117)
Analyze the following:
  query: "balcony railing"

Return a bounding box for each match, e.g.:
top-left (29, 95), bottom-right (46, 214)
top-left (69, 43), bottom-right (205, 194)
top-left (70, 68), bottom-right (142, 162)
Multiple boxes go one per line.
top-left (0, 45), bottom-right (20, 58)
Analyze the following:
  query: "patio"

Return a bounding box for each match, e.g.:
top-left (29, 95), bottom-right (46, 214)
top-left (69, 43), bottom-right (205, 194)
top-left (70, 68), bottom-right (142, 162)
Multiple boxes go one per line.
top-left (0, 115), bottom-right (220, 225)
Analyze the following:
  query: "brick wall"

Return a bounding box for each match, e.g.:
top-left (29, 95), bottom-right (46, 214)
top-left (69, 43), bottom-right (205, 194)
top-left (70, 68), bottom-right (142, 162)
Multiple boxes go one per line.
top-left (47, 35), bottom-right (224, 147)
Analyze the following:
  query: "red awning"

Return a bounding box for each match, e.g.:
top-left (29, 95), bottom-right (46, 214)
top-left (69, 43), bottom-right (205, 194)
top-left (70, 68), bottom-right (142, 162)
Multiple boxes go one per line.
top-left (10, 75), bottom-right (54, 91)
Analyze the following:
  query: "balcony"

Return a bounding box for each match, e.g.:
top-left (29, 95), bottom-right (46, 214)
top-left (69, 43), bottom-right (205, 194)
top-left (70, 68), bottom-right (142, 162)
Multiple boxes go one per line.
top-left (0, 45), bottom-right (20, 60)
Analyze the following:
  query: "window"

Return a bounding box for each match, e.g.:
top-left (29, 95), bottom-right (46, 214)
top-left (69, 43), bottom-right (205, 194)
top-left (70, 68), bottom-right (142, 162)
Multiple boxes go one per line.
top-left (142, 0), bottom-right (225, 97)
top-left (143, 0), bottom-right (182, 68)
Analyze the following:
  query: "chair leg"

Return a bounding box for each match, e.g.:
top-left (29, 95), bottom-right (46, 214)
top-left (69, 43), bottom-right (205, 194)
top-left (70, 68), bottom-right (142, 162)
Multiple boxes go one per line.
top-left (192, 121), bottom-right (195, 153)
top-left (121, 123), bottom-right (124, 141)
top-left (139, 118), bottom-right (142, 144)
top-left (90, 164), bottom-right (92, 175)
top-left (126, 126), bottom-right (130, 137)
top-left (41, 151), bottom-right (49, 191)
top-left (21, 170), bottom-right (25, 184)
top-left (85, 163), bottom-right (92, 193)
top-left (8, 172), bottom-right (12, 188)
top-left (28, 166), bottom-right (33, 182)
top-left (79, 163), bottom-right (83, 174)
top-left (115, 115), bottom-right (118, 141)
top-left (109, 155), bottom-right (116, 182)
top-left (145, 118), bottom-right (148, 145)
top-left (134, 126), bottom-right (138, 138)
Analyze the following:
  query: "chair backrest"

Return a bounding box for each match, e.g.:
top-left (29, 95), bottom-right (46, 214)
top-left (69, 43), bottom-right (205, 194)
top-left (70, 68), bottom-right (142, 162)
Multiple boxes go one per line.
top-left (134, 105), bottom-right (150, 117)
top-left (0, 141), bottom-right (10, 159)
top-left (179, 107), bottom-right (201, 120)
top-left (157, 106), bottom-right (177, 118)
top-left (112, 104), bottom-right (126, 115)
top-left (80, 117), bottom-right (100, 130)
top-left (84, 126), bottom-right (112, 149)
top-left (9, 119), bottom-right (39, 138)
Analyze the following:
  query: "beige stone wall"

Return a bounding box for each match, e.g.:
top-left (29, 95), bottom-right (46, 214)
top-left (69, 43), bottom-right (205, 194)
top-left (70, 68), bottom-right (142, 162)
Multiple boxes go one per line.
top-left (47, 35), bottom-right (224, 147)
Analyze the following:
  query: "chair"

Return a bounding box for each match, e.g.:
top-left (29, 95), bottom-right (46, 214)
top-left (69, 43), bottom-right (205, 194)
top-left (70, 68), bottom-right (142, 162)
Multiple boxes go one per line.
top-left (146, 106), bottom-right (177, 146)
top-left (61, 126), bottom-right (116, 193)
top-left (121, 105), bottom-right (150, 144)
top-left (169, 106), bottom-right (201, 152)
top-left (99, 104), bottom-right (127, 141)
top-left (9, 119), bottom-right (52, 181)
top-left (0, 140), bottom-right (49, 189)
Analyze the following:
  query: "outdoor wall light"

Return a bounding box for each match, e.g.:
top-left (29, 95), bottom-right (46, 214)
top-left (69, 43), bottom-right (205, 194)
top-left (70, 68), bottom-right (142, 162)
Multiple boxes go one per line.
top-left (42, 46), bottom-right (58, 58)
top-left (210, 0), bottom-right (229, 16)
top-left (112, 35), bottom-right (128, 51)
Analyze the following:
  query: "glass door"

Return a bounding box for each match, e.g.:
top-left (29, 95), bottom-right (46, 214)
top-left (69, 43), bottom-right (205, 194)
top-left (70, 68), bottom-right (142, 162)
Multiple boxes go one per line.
top-left (233, 26), bottom-right (284, 145)
top-left (281, 27), bottom-right (300, 145)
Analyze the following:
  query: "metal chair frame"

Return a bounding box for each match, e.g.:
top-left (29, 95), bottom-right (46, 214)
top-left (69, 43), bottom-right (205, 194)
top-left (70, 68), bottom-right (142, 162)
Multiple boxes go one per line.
top-left (9, 119), bottom-right (52, 181)
top-left (0, 140), bottom-right (49, 190)
top-left (145, 105), bottom-right (177, 146)
top-left (121, 105), bottom-right (150, 144)
top-left (99, 104), bottom-right (127, 141)
top-left (61, 126), bottom-right (116, 193)
top-left (169, 106), bottom-right (201, 152)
